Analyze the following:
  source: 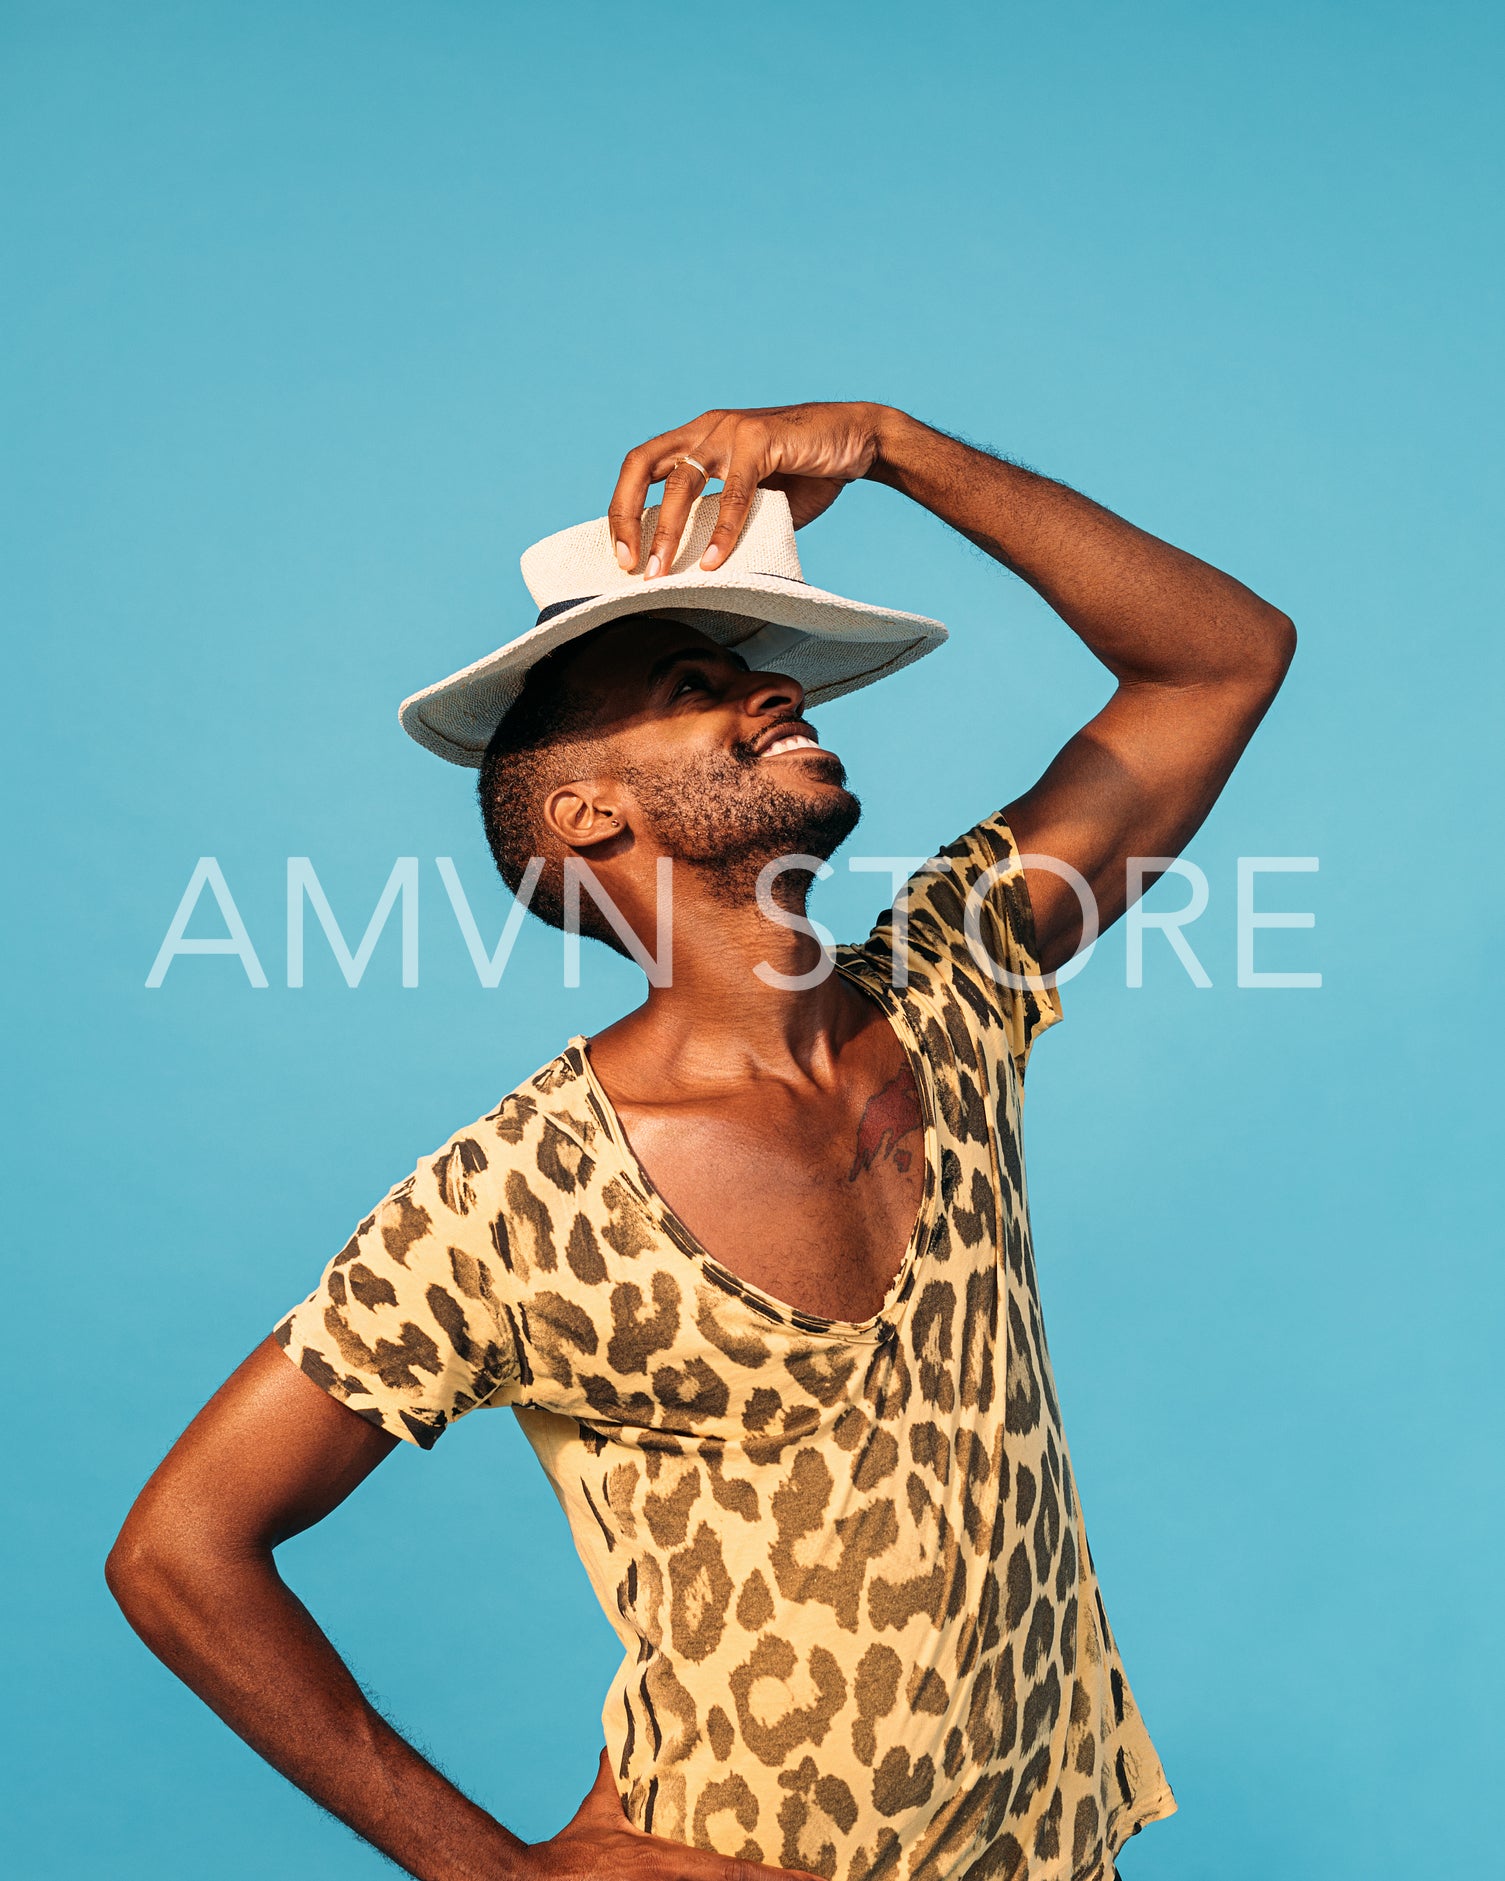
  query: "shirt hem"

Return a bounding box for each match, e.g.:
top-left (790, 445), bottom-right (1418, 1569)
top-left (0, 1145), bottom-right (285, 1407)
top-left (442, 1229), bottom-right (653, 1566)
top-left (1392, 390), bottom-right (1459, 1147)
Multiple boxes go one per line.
top-left (1100, 1782), bottom-right (1179, 1875)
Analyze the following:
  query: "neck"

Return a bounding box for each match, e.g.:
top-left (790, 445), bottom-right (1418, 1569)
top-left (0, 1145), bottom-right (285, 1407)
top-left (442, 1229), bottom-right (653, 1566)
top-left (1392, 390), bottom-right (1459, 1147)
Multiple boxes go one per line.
top-left (589, 868), bottom-right (867, 1089)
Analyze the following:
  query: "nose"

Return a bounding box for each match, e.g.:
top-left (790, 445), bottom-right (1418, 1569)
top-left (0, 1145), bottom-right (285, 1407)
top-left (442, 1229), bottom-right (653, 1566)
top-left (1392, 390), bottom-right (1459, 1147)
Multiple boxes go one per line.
top-left (739, 666), bottom-right (805, 721)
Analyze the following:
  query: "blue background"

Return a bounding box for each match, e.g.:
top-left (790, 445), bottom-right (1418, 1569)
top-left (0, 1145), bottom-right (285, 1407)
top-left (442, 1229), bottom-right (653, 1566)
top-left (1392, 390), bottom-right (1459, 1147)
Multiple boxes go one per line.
top-left (5, 3), bottom-right (1501, 1876)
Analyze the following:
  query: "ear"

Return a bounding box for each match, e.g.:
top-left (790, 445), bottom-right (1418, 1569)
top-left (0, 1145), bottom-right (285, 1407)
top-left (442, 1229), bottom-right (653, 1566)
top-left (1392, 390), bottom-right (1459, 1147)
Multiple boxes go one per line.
top-left (541, 779), bottom-right (630, 851)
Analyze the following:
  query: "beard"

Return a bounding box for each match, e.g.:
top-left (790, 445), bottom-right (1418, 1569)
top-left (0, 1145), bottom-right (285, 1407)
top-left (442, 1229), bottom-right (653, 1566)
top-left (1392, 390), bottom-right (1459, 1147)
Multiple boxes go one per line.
top-left (618, 737), bottom-right (862, 908)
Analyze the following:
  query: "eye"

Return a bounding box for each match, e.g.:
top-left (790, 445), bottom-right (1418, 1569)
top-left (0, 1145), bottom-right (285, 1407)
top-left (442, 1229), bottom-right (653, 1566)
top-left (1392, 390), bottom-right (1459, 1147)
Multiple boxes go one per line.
top-left (670, 668), bottom-right (712, 699)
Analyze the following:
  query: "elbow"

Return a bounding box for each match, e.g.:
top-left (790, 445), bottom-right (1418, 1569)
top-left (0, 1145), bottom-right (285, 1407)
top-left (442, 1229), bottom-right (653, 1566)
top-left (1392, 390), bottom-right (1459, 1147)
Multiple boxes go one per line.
top-left (1236, 605), bottom-right (1296, 703)
top-left (106, 1512), bottom-right (195, 1642)
top-left (1261, 606), bottom-right (1297, 689)
top-left (107, 1496), bottom-right (266, 1647)
top-left (105, 1521), bottom-right (161, 1625)
top-left (1271, 607), bottom-right (1297, 674)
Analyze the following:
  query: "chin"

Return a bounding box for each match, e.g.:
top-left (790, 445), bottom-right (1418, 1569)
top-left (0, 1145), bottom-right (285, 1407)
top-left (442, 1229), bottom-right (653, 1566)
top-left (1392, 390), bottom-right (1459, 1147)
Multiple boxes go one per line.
top-left (796, 748), bottom-right (851, 789)
top-left (791, 782), bottom-right (863, 860)
top-left (804, 761), bottom-right (860, 827)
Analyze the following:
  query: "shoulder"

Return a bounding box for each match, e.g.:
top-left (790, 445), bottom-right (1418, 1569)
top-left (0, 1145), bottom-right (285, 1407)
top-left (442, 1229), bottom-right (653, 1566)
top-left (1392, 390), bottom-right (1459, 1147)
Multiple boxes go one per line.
top-left (470, 1041), bottom-right (618, 1200)
top-left (439, 1042), bottom-right (604, 1175)
top-left (334, 1046), bottom-right (600, 1263)
top-left (273, 1042), bottom-right (620, 1447)
top-left (845, 811), bottom-right (1062, 1085)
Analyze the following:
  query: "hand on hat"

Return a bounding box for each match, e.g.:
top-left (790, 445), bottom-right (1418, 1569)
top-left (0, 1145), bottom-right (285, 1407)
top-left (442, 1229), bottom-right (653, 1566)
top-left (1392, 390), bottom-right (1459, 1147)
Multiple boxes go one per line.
top-left (608, 401), bottom-right (894, 581)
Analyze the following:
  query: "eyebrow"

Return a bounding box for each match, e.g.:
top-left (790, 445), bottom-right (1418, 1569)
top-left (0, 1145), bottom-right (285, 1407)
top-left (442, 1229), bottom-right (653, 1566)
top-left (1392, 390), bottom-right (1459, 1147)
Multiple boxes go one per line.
top-left (645, 644), bottom-right (751, 687)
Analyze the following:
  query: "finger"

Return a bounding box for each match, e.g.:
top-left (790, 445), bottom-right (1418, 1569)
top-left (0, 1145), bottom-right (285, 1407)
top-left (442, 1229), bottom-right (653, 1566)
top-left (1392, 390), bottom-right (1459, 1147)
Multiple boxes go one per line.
top-left (764, 471), bottom-right (845, 531)
top-left (699, 433), bottom-right (768, 570)
top-left (632, 1829), bottom-right (820, 1881)
top-left (607, 412), bottom-right (722, 571)
top-left (643, 456), bottom-right (714, 579)
top-left (607, 440), bottom-right (673, 573)
top-left (691, 1851), bottom-right (824, 1881)
top-left (602, 1819), bottom-right (824, 1881)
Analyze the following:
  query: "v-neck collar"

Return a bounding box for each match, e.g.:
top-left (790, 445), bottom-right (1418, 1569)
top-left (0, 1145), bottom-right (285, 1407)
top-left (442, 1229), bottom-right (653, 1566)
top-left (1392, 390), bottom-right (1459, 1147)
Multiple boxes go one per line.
top-left (568, 948), bottom-right (941, 1345)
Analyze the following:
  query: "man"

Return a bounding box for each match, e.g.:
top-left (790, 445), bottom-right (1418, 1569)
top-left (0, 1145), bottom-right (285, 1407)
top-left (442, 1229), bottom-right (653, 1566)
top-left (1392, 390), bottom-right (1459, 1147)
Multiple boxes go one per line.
top-left (107, 402), bottom-right (1294, 1881)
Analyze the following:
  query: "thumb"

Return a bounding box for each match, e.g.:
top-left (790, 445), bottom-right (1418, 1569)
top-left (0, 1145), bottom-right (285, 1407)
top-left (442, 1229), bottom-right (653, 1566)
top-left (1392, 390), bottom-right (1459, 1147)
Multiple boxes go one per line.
top-left (578, 1748), bottom-right (630, 1822)
top-left (765, 472), bottom-right (845, 531)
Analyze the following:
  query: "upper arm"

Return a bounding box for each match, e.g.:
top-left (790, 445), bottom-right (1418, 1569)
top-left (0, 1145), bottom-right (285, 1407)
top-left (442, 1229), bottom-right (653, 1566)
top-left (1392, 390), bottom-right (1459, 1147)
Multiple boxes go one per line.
top-left (1004, 652), bottom-right (1293, 973)
top-left (273, 1128), bottom-right (529, 1451)
top-left (111, 1337), bottom-right (398, 1570)
top-left (114, 1117), bottom-right (528, 1576)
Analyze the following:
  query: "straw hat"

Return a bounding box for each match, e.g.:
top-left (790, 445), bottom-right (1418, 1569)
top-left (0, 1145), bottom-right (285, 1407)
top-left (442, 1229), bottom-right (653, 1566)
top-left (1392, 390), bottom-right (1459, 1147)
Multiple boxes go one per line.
top-left (398, 487), bottom-right (947, 766)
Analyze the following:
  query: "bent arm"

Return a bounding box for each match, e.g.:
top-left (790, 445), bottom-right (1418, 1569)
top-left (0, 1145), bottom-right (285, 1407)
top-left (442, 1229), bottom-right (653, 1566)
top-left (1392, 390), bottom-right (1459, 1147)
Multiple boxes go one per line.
top-left (108, 1339), bottom-right (814, 1881)
top-left (604, 399), bottom-right (1294, 973)
top-left (866, 411), bottom-right (1296, 969)
top-left (105, 1338), bottom-right (530, 1881)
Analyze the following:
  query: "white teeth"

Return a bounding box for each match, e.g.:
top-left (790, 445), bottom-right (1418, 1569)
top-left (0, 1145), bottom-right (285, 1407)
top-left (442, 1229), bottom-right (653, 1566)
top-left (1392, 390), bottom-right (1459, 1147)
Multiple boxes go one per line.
top-left (764, 736), bottom-right (819, 756)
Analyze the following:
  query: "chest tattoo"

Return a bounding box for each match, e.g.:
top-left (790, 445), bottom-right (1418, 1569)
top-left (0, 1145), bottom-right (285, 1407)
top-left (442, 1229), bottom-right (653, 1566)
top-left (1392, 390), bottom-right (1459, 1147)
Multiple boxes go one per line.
top-left (848, 1067), bottom-right (923, 1181)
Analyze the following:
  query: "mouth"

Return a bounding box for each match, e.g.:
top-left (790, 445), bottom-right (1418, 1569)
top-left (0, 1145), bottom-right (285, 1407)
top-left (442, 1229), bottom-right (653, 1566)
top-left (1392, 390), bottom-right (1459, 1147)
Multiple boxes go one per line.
top-left (751, 718), bottom-right (826, 760)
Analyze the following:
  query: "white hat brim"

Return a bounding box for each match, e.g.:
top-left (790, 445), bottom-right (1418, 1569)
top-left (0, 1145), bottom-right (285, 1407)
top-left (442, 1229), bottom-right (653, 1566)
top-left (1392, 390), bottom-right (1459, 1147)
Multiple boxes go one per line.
top-left (398, 570), bottom-right (947, 767)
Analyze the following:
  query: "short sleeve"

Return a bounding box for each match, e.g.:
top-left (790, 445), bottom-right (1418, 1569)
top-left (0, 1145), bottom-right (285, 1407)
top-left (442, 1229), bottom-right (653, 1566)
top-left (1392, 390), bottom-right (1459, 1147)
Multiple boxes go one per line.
top-left (274, 1127), bottom-right (527, 1449)
top-left (864, 811), bottom-right (1063, 1081)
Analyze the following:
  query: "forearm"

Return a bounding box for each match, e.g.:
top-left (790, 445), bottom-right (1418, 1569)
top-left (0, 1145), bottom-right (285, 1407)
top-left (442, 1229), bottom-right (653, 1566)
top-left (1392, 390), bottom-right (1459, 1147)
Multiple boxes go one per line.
top-left (866, 409), bottom-right (1293, 688)
top-left (108, 1542), bottom-right (529, 1881)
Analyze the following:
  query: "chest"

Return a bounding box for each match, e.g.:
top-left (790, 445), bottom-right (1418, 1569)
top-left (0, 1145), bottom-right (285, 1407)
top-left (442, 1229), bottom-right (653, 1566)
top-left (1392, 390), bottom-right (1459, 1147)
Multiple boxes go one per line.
top-left (615, 1056), bottom-right (930, 1326)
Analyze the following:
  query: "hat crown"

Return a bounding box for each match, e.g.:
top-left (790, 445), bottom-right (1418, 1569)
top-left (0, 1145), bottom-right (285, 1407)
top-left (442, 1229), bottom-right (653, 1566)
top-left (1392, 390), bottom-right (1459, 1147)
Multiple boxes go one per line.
top-left (520, 487), bottom-right (803, 610)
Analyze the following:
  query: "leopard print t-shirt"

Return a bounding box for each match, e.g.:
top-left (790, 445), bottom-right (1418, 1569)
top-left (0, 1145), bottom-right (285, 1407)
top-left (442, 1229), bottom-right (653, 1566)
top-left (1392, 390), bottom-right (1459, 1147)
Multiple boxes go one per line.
top-left (275, 813), bottom-right (1176, 1881)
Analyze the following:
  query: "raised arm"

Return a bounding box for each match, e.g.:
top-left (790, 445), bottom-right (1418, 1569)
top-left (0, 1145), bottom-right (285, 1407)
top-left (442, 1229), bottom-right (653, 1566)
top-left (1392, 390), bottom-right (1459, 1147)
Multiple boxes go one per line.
top-left (866, 413), bottom-right (1295, 968)
top-left (107, 1340), bottom-right (812, 1881)
top-left (609, 401), bottom-right (1295, 971)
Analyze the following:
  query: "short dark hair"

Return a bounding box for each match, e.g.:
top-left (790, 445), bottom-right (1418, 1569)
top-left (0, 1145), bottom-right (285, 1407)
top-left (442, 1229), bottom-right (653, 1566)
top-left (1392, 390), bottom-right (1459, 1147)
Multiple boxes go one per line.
top-left (477, 627), bottom-right (623, 950)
